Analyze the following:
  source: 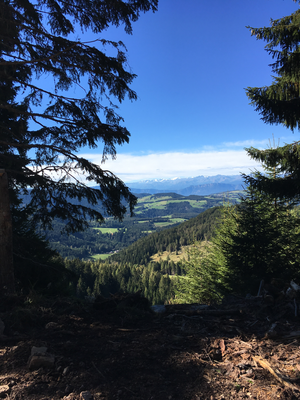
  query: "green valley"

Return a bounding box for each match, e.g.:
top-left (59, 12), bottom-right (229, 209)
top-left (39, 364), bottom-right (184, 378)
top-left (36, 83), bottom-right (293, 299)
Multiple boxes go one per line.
top-left (42, 191), bottom-right (241, 260)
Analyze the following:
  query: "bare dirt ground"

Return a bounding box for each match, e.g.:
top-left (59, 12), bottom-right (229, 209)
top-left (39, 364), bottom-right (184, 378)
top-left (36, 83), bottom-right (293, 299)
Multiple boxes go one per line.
top-left (1, 293), bottom-right (300, 400)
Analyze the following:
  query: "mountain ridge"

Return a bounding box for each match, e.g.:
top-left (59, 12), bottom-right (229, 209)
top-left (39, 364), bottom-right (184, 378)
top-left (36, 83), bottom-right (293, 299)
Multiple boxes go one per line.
top-left (127, 174), bottom-right (243, 190)
top-left (132, 182), bottom-right (243, 196)
top-left (126, 175), bottom-right (244, 195)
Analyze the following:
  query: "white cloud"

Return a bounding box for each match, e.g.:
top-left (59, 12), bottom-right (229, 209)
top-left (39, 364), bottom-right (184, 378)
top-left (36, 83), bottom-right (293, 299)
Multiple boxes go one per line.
top-left (222, 135), bottom-right (297, 149)
top-left (80, 150), bottom-right (263, 183)
top-left (223, 139), bottom-right (270, 148)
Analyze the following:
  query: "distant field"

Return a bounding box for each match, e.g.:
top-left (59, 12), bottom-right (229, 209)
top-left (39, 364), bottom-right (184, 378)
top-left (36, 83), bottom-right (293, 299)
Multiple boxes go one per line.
top-left (91, 254), bottom-right (111, 260)
top-left (154, 217), bottom-right (187, 228)
top-left (138, 198), bottom-right (206, 211)
top-left (143, 202), bottom-right (166, 210)
top-left (154, 222), bottom-right (173, 227)
top-left (170, 218), bottom-right (187, 223)
top-left (133, 192), bottom-right (241, 216)
top-left (139, 195), bottom-right (173, 203)
top-left (93, 227), bottom-right (119, 234)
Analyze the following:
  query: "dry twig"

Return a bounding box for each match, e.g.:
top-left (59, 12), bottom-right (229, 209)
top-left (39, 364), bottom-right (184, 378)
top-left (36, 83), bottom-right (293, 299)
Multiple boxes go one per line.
top-left (252, 356), bottom-right (300, 391)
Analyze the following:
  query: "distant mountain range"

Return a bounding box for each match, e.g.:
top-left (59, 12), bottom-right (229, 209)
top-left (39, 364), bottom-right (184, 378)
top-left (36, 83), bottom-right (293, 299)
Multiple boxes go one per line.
top-left (127, 175), bottom-right (244, 196)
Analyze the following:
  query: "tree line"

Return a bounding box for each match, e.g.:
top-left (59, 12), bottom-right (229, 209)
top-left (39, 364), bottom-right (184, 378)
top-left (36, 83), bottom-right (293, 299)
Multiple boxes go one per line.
top-left (66, 258), bottom-right (176, 305)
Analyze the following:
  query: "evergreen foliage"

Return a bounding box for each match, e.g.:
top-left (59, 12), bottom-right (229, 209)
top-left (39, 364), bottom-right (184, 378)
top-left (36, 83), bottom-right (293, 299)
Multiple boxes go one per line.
top-left (12, 196), bottom-right (75, 294)
top-left (174, 240), bottom-right (227, 305)
top-left (246, 143), bottom-right (300, 201)
top-left (66, 258), bottom-right (173, 305)
top-left (223, 181), bottom-right (300, 294)
top-left (0, 0), bottom-right (158, 233)
top-left (0, 0), bottom-right (158, 292)
top-left (246, 2), bottom-right (300, 130)
top-left (245, 1), bottom-right (300, 199)
top-left (176, 175), bottom-right (300, 302)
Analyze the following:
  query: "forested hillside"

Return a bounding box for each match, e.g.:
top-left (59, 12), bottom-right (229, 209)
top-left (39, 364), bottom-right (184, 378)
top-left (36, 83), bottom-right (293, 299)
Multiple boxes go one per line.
top-left (110, 206), bottom-right (222, 265)
top-left (57, 206), bottom-right (222, 305)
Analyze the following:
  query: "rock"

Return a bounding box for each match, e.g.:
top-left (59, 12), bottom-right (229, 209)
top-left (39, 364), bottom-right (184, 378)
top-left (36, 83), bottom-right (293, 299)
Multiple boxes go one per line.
top-left (63, 366), bottom-right (70, 375)
top-left (28, 354), bottom-right (55, 370)
top-left (45, 322), bottom-right (59, 329)
top-left (80, 391), bottom-right (93, 400)
top-left (62, 393), bottom-right (76, 400)
top-left (28, 346), bottom-right (55, 370)
top-left (290, 280), bottom-right (300, 292)
top-left (0, 318), bottom-right (5, 335)
top-left (64, 384), bottom-right (72, 394)
top-left (151, 305), bottom-right (166, 313)
top-left (0, 385), bottom-right (9, 395)
top-left (31, 346), bottom-right (48, 356)
top-left (246, 368), bottom-right (254, 377)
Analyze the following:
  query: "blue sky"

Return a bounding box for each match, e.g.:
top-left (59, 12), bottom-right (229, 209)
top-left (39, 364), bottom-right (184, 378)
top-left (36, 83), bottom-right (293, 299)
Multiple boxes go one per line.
top-left (81, 0), bottom-right (299, 182)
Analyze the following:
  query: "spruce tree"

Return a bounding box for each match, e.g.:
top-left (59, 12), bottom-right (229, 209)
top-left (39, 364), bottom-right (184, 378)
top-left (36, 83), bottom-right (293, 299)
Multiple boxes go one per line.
top-left (175, 235), bottom-right (230, 304)
top-left (0, 0), bottom-right (158, 293)
top-left (175, 173), bottom-right (300, 301)
top-left (223, 178), bottom-right (300, 294)
top-left (245, 1), bottom-right (300, 199)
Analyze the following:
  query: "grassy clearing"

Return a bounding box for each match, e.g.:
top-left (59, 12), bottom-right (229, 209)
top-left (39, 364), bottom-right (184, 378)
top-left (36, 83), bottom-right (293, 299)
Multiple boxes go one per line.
top-left (139, 195), bottom-right (173, 203)
top-left (151, 241), bottom-right (208, 263)
top-left (188, 200), bottom-right (207, 208)
top-left (169, 218), bottom-right (187, 223)
top-left (154, 222), bottom-right (173, 227)
top-left (143, 202), bottom-right (166, 210)
top-left (141, 199), bottom-right (207, 211)
top-left (93, 227), bottom-right (119, 234)
top-left (151, 247), bottom-right (190, 263)
top-left (91, 253), bottom-right (111, 260)
top-left (154, 217), bottom-right (187, 227)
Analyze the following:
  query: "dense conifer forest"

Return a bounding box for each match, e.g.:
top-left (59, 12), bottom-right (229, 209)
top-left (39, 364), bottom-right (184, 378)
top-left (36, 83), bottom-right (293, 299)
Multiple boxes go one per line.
top-left (58, 206), bottom-right (222, 305)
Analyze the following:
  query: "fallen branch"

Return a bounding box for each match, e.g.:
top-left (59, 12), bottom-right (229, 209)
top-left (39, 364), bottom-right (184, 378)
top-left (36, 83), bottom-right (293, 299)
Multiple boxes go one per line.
top-left (92, 361), bottom-right (107, 382)
top-left (284, 331), bottom-right (300, 339)
top-left (168, 308), bottom-right (242, 316)
top-left (252, 356), bottom-right (299, 391)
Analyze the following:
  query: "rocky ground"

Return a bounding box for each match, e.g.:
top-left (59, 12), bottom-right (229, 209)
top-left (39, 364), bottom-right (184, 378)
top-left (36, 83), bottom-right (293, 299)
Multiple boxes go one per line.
top-left (1, 291), bottom-right (300, 400)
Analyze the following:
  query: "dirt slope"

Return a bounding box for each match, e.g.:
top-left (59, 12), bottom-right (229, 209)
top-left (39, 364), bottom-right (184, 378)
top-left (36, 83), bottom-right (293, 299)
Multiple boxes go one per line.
top-left (0, 294), bottom-right (300, 400)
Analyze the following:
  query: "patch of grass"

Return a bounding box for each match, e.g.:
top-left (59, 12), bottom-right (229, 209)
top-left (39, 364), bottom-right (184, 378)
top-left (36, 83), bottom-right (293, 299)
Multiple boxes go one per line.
top-left (93, 228), bottom-right (119, 234)
top-left (91, 254), bottom-right (111, 260)
top-left (151, 242), bottom-right (208, 263)
top-left (169, 218), bottom-right (187, 223)
top-left (151, 247), bottom-right (189, 262)
top-left (154, 222), bottom-right (173, 227)
top-left (153, 217), bottom-right (187, 227)
top-left (143, 202), bottom-right (166, 210)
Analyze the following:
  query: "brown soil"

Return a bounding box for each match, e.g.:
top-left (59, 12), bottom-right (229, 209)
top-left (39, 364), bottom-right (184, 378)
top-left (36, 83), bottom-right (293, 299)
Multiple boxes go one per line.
top-left (1, 293), bottom-right (300, 400)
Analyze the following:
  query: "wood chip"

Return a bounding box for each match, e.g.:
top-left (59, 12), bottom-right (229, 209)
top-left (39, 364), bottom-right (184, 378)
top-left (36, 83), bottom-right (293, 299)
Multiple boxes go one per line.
top-left (252, 355), bottom-right (300, 391)
top-left (219, 339), bottom-right (226, 356)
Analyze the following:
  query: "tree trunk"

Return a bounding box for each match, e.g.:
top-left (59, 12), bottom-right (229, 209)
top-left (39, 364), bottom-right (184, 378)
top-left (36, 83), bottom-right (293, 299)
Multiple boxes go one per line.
top-left (0, 169), bottom-right (15, 294)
